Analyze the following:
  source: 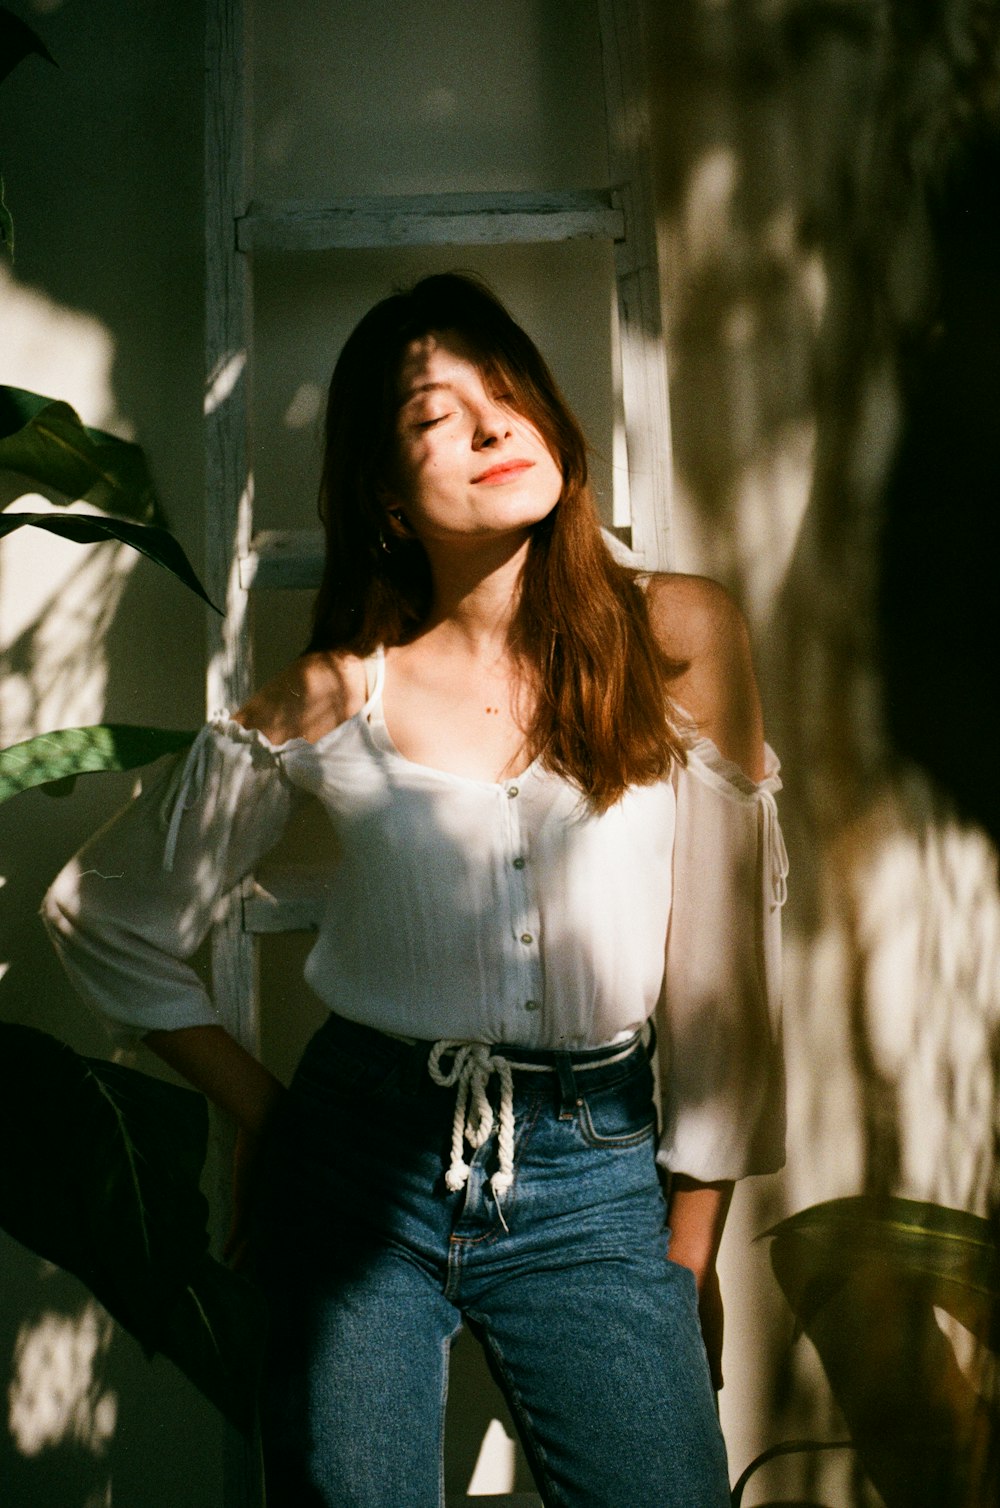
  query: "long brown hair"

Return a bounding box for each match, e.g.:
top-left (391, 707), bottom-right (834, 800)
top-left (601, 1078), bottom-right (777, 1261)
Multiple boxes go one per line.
top-left (308, 273), bottom-right (685, 808)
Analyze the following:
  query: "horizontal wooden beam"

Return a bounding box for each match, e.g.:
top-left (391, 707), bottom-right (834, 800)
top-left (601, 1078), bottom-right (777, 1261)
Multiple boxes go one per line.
top-left (239, 529), bottom-right (324, 590)
top-left (243, 866), bottom-right (328, 933)
top-left (237, 190), bottom-right (625, 252)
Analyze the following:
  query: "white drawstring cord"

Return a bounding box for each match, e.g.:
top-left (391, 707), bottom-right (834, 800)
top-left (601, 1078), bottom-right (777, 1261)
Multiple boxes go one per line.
top-left (425, 1032), bottom-right (645, 1229)
top-left (427, 1040), bottom-right (516, 1225)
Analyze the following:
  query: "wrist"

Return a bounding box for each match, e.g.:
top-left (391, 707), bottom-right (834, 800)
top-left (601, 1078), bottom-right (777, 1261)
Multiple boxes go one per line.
top-left (666, 1234), bottom-right (716, 1282)
top-left (665, 1177), bottom-right (734, 1278)
top-left (238, 1073), bottom-right (285, 1136)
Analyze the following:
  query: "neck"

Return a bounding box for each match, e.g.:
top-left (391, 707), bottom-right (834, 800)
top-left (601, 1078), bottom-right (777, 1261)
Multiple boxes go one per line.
top-left (419, 532), bottom-right (530, 658)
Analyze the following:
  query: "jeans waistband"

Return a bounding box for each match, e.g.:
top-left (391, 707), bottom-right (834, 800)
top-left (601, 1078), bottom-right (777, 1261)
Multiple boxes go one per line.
top-left (318, 1013), bottom-right (655, 1226)
top-left (323, 1010), bottom-right (653, 1087)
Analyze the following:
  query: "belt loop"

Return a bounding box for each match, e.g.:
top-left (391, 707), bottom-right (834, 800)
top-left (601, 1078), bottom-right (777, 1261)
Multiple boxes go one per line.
top-left (554, 1051), bottom-right (579, 1120)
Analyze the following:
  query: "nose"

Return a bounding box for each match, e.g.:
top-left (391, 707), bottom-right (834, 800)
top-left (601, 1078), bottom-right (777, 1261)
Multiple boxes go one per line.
top-left (473, 399), bottom-right (513, 449)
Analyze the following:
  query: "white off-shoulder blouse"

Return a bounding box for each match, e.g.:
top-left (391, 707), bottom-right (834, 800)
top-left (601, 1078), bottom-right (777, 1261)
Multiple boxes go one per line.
top-left (41, 646), bottom-right (787, 1182)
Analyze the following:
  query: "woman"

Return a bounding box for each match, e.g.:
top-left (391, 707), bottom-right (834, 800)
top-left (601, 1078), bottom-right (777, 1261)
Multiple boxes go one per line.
top-left (44, 273), bottom-right (786, 1507)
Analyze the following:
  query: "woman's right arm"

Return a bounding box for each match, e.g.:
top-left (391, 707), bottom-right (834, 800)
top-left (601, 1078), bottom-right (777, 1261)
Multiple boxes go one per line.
top-left (42, 652), bottom-right (364, 1045)
top-left (143, 1024), bottom-right (287, 1265)
top-left (143, 1024), bottom-right (285, 1132)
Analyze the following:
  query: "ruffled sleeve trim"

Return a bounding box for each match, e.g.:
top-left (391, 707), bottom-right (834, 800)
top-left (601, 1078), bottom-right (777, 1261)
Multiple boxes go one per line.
top-left (681, 736), bottom-right (788, 909)
top-left (159, 714), bottom-right (293, 873)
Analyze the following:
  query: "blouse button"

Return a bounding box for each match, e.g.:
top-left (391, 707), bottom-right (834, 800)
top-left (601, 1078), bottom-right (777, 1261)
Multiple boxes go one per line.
top-left (512, 856), bottom-right (526, 870)
top-left (524, 999), bottom-right (541, 1012)
top-left (507, 785), bottom-right (519, 798)
top-left (520, 932), bottom-right (534, 945)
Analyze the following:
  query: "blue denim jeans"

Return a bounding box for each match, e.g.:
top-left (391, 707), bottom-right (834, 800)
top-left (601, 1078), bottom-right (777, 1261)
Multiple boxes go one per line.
top-left (252, 1012), bottom-right (730, 1508)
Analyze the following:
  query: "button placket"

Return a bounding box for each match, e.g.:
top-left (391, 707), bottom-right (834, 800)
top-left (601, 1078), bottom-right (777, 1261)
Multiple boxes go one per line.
top-left (499, 781), bottom-right (543, 1026)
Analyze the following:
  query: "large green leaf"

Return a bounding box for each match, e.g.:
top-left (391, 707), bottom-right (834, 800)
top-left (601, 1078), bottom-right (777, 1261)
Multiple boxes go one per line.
top-left (765, 1196), bottom-right (1000, 1508)
top-left (0, 1025), bottom-right (266, 1430)
top-left (0, 387), bottom-right (162, 522)
top-left (0, 724), bottom-right (197, 804)
top-left (0, 509), bottom-right (220, 611)
top-left (0, 7), bottom-right (56, 88)
top-left (766, 1196), bottom-right (1000, 1348)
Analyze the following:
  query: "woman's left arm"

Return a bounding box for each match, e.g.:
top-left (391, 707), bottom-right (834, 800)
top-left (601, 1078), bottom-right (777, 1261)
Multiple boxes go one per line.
top-left (647, 573), bottom-right (770, 1390)
top-left (666, 1175), bottom-right (733, 1389)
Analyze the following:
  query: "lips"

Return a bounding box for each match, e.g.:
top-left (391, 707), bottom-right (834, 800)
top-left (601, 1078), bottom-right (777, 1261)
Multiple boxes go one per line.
top-left (471, 459), bottom-right (535, 484)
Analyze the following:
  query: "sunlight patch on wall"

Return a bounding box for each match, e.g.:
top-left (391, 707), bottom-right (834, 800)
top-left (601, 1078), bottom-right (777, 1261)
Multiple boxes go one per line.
top-left (0, 530), bottom-right (134, 747)
top-left (0, 532), bottom-right (135, 746)
top-left (466, 1416), bottom-right (516, 1496)
top-left (204, 350), bottom-right (247, 417)
top-left (670, 418), bottom-right (814, 627)
top-left (781, 780), bottom-right (1000, 1216)
top-left (782, 922), bottom-right (867, 1209)
top-left (680, 146), bottom-right (738, 269)
top-left (1, 267), bottom-right (137, 746)
top-left (283, 381), bottom-right (324, 431)
top-left (733, 420), bottom-right (815, 631)
top-left (848, 782), bottom-right (1000, 1213)
top-left (7, 1300), bottom-right (118, 1458)
top-left (0, 264), bottom-right (120, 431)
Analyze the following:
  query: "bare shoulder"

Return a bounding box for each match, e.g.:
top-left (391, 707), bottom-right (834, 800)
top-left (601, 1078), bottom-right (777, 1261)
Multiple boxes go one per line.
top-left (646, 573), bottom-right (765, 780)
top-left (645, 572), bottom-right (749, 663)
top-left (234, 650), bottom-right (369, 745)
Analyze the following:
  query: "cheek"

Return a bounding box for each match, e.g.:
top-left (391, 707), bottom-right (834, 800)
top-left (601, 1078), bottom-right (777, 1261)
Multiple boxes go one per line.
top-left (541, 452), bottom-right (565, 497)
top-left (391, 439), bottom-right (438, 500)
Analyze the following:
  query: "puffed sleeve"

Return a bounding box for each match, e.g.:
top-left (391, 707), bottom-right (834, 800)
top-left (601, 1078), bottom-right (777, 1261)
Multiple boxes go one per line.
top-left (655, 737), bottom-right (788, 1182)
top-left (41, 717), bottom-right (299, 1043)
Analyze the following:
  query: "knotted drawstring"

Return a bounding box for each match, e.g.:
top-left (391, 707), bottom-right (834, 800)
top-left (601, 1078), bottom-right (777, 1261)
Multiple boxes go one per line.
top-left (755, 783), bottom-right (789, 908)
top-left (427, 1040), bottom-right (516, 1226)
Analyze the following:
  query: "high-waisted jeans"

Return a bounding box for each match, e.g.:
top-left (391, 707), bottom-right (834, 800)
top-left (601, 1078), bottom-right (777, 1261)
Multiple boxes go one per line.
top-left (252, 1011), bottom-right (730, 1508)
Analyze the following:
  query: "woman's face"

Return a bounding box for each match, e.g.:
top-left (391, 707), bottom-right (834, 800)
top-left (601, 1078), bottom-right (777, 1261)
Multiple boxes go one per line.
top-left (387, 330), bottom-right (564, 549)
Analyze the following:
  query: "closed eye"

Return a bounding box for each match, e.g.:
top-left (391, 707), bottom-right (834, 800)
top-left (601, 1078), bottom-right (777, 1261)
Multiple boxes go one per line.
top-left (415, 412), bottom-right (453, 430)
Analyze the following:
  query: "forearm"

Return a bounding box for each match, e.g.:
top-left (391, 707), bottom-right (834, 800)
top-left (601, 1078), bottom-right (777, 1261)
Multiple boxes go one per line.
top-left (144, 1024), bottom-right (285, 1132)
top-left (665, 1174), bottom-right (734, 1285)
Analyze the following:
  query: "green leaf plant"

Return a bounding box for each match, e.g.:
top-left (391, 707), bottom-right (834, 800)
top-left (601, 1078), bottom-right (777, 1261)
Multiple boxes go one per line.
top-left (732, 1197), bottom-right (1000, 1508)
top-left (0, 383), bottom-right (219, 797)
top-left (0, 11), bottom-right (257, 1444)
top-left (0, 386), bottom-right (221, 614)
top-left (0, 510), bottom-right (220, 611)
top-left (0, 6), bottom-right (54, 88)
top-left (0, 1024), bottom-right (267, 1430)
top-left (0, 4), bottom-right (57, 257)
top-left (0, 724), bottom-right (197, 804)
top-left (0, 386), bottom-right (164, 522)
top-left (0, 393), bottom-right (244, 1426)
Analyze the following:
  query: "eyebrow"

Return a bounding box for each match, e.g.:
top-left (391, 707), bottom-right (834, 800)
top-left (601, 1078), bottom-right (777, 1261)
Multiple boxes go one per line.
top-left (397, 379), bottom-right (454, 410)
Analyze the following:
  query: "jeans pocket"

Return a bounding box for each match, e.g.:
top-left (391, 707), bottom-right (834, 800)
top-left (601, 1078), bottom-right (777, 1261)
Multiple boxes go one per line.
top-left (576, 1060), bottom-right (657, 1148)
